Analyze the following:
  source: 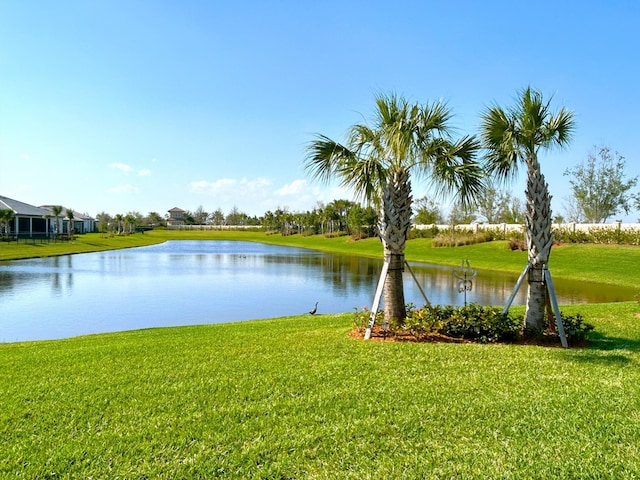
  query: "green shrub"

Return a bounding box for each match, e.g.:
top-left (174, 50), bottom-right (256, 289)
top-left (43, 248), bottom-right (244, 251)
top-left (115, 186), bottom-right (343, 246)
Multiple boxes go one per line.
top-left (433, 231), bottom-right (494, 247)
top-left (362, 303), bottom-right (591, 345)
top-left (438, 303), bottom-right (522, 343)
top-left (352, 306), bottom-right (382, 332)
top-left (409, 226), bottom-right (440, 239)
top-left (559, 312), bottom-right (594, 342)
top-left (553, 226), bottom-right (640, 245)
top-left (324, 231), bottom-right (348, 238)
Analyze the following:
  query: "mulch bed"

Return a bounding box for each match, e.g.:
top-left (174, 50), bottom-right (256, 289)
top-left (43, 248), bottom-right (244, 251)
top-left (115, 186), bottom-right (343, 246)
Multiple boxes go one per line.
top-left (350, 325), bottom-right (587, 348)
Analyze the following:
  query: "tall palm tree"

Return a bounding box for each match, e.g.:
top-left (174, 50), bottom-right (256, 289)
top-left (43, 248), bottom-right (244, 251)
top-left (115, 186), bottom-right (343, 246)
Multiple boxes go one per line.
top-left (50, 205), bottom-right (63, 237)
top-left (0, 208), bottom-right (14, 236)
top-left (480, 87), bottom-right (575, 331)
top-left (66, 208), bottom-right (75, 236)
top-left (114, 214), bottom-right (124, 235)
top-left (305, 93), bottom-right (482, 323)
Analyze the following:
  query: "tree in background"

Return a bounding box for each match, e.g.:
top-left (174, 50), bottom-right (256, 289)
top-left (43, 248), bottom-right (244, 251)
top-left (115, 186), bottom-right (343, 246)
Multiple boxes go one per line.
top-left (193, 205), bottom-right (209, 225)
top-left (447, 201), bottom-right (477, 225)
top-left (209, 208), bottom-right (225, 226)
top-left (96, 212), bottom-right (112, 234)
top-left (145, 212), bottom-right (165, 227)
top-left (66, 208), bottom-right (75, 235)
top-left (306, 93), bottom-right (482, 323)
top-left (481, 86), bottom-right (575, 332)
top-left (50, 205), bottom-right (63, 236)
top-left (0, 208), bottom-right (14, 236)
top-left (413, 196), bottom-right (444, 224)
top-left (563, 145), bottom-right (638, 223)
top-left (114, 214), bottom-right (124, 234)
top-left (473, 181), bottom-right (525, 224)
top-left (124, 213), bottom-right (139, 233)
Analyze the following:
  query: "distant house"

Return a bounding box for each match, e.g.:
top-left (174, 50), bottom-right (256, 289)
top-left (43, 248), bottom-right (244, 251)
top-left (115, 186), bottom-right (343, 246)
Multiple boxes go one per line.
top-left (0, 195), bottom-right (53, 237)
top-left (40, 206), bottom-right (96, 234)
top-left (167, 207), bottom-right (186, 226)
top-left (0, 195), bottom-right (97, 237)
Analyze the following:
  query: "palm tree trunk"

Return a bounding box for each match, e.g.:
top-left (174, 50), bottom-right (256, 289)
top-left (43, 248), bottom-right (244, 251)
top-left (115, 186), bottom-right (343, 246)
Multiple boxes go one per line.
top-left (378, 168), bottom-right (413, 323)
top-left (524, 156), bottom-right (554, 331)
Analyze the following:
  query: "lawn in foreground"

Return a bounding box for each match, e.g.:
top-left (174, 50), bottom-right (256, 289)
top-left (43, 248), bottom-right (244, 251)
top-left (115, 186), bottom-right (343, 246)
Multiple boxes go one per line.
top-left (2, 302), bottom-right (640, 478)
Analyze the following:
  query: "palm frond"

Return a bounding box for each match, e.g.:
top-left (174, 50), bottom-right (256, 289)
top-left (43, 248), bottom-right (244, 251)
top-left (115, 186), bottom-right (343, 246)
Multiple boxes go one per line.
top-left (544, 107), bottom-right (576, 148)
top-left (427, 137), bottom-right (484, 207)
top-left (304, 134), bottom-right (355, 184)
top-left (338, 155), bottom-right (387, 204)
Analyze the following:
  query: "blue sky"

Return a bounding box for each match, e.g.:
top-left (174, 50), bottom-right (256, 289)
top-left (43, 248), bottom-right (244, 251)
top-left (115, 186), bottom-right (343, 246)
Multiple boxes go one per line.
top-left (2, 0), bottom-right (639, 220)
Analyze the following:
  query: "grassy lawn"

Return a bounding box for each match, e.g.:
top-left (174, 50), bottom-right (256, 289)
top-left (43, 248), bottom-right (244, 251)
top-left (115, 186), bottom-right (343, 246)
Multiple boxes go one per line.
top-left (0, 234), bottom-right (163, 262)
top-left (2, 302), bottom-right (640, 478)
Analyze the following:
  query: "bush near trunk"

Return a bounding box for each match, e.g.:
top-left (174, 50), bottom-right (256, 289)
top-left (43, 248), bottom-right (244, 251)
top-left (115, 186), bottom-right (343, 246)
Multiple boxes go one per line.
top-left (356, 303), bottom-right (594, 345)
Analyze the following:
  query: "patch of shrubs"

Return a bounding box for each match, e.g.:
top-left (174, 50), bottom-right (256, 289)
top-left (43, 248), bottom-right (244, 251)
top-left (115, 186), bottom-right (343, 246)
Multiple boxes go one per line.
top-left (508, 238), bottom-right (527, 251)
top-left (432, 231), bottom-right (495, 247)
top-left (553, 226), bottom-right (640, 245)
top-left (355, 303), bottom-right (594, 345)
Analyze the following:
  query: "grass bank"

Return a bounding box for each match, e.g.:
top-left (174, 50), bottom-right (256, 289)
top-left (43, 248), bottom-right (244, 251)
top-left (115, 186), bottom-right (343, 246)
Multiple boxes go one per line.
top-left (0, 233), bottom-right (163, 262)
top-left (2, 302), bottom-right (640, 478)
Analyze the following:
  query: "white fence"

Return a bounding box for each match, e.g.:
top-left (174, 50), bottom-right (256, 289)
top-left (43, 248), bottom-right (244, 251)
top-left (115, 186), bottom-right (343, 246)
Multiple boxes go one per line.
top-left (414, 222), bottom-right (640, 233)
top-left (167, 224), bottom-right (258, 230)
top-left (167, 222), bottom-right (640, 234)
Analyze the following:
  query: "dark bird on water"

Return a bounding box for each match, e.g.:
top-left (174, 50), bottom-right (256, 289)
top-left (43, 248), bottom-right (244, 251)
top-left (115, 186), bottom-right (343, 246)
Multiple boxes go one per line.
top-left (309, 302), bottom-right (318, 315)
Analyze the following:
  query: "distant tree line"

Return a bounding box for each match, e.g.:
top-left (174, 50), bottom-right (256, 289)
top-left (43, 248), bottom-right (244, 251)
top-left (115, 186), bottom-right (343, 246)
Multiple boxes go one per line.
top-left (93, 142), bottom-right (638, 238)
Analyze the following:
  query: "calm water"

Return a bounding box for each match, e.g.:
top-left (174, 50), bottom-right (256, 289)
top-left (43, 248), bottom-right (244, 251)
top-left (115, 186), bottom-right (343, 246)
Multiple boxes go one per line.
top-left (0, 241), bottom-right (634, 342)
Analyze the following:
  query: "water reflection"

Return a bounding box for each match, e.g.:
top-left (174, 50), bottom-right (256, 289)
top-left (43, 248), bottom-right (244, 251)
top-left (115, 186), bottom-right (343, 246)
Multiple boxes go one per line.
top-left (0, 240), bottom-right (634, 342)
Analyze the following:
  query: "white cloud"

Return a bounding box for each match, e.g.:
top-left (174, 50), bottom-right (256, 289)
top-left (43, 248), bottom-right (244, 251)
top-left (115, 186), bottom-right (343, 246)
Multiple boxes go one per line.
top-left (190, 177), bottom-right (273, 196)
top-left (188, 176), bottom-right (358, 215)
top-left (108, 163), bottom-right (132, 172)
top-left (138, 169), bottom-right (151, 176)
top-left (275, 179), bottom-right (308, 196)
top-left (107, 184), bottom-right (138, 193)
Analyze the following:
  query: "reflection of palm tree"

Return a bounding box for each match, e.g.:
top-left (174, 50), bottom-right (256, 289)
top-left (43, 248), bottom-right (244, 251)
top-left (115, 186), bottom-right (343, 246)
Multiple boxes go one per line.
top-left (305, 93), bottom-right (482, 323)
top-left (481, 87), bottom-right (575, 331)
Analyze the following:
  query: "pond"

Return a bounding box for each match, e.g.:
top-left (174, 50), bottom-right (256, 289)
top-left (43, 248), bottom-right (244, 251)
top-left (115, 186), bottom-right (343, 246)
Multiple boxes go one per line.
top-left (0, 240), bottom-right (634, 342)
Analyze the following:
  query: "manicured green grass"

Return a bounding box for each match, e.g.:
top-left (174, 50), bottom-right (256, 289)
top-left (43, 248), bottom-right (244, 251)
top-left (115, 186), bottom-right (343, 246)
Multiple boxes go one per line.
top-left (0, 234), bottom-right (163, 261)
top-left (2, 302), bottom-right (640, 478)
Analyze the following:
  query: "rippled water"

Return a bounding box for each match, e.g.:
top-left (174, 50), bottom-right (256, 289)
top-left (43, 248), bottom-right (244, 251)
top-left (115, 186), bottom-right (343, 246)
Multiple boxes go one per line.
top-left (0, 240), bottom-right (634, 342)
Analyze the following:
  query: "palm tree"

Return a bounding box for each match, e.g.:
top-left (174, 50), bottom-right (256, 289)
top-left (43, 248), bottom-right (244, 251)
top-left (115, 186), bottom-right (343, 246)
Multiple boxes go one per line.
top-left (480, 87), bottom-right (575, 331)
top-left (114, 214), bottom-right (124, 235)
top-left (66, 208), bottom-right (75, 236)
top-left (0, 208), bottom-right (14, 236)
top-left (305, 93), bottom-right (482, 323)
top-left (50, 205), bottom-right (63, 237)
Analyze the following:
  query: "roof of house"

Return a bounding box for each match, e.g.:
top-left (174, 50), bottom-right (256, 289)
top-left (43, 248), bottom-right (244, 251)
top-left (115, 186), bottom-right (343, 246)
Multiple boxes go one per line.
top-left (168, 207), bottom-right (186, 213)
top-left (40, 206), bottom-right (93, 221)
top-left (0, 195), bottom-right (52, 217)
